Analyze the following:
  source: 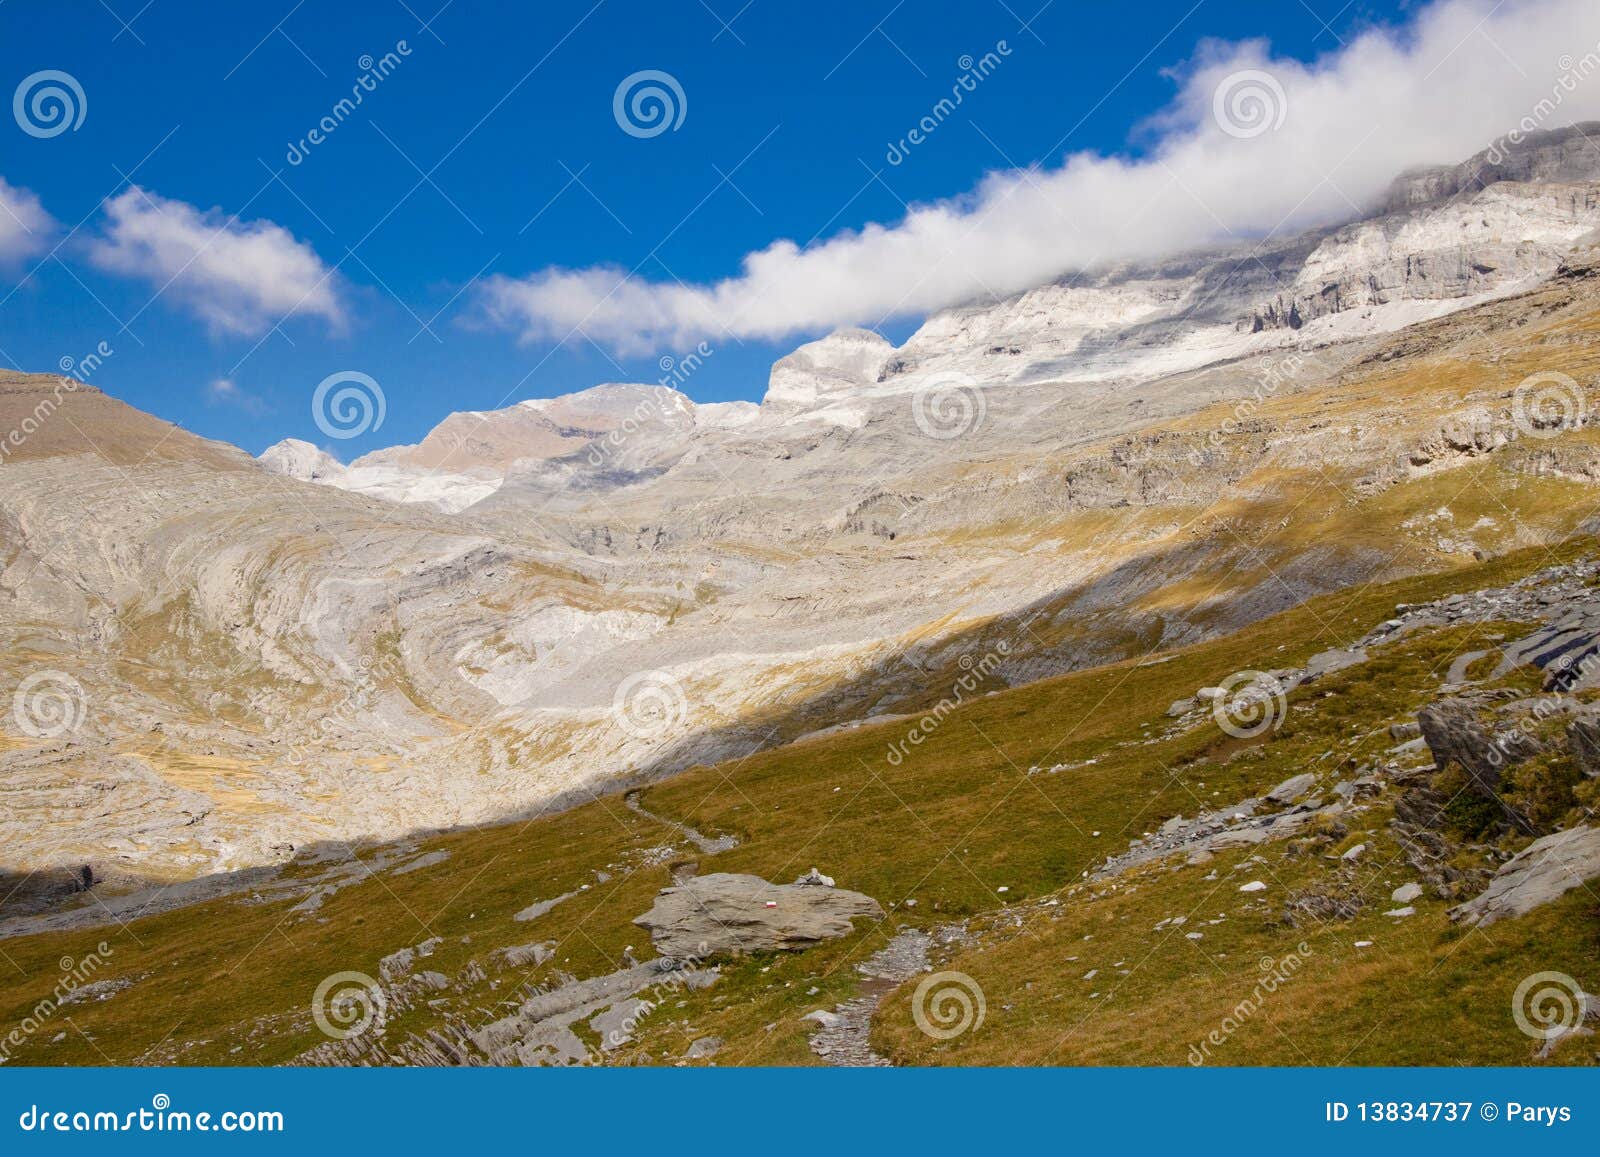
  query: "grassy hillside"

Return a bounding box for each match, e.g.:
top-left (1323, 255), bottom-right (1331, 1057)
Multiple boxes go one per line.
top-left (3, 536), bottom-right (1596, 1067)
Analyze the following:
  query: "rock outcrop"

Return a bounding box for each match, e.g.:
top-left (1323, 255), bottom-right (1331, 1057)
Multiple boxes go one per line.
top-left (633, 873), bottom-right (883, 958)
top-left (1449, 825), bottom-right (1600, 926)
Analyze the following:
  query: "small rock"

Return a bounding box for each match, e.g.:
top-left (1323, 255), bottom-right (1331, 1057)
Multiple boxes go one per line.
top-left (1391, 882), bottom-right (1423, 903)
top-left (1266, 773), bottom-right (1317, 805)
top-left (802, 1010), bottom-right (840, 1028)
top-left (1238, 880), bottom-right (1268, 893)
top-left (1304, 647), bottom-right (1369, 680)
top-left (794, 868), bottom-right (835, 888)
top-left (1383, 906), bottom-right (1416, 918)
top-left (1341, 843), bottom-right (1367, 861)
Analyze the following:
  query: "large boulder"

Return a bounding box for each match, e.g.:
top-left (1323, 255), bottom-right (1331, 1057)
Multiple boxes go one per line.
top-left (1568, 713), bottom-right (1600, 779)
top-left (634, 872), bottom-right (882, 959)
top-left (1449, 826), bottom-right (1600, 926)
top-left (1416, 695), bottom-right (1542, 832)
top-left (1418, 696), bottom-right (1505, 789)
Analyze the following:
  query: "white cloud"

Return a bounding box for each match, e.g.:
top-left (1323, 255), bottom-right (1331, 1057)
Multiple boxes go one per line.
top-left (204, 377), bottom-right (268, 415)
top-left (480, 0), bottom-right (1600, 353)
top-left (0, 177), bottom-right (54, 263)
top-left (88, 187), bottom-right (343, 336)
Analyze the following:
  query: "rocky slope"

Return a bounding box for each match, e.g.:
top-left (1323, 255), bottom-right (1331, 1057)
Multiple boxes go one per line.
top-left (7, 128), bottom-right (1600, 895)
top-left (3, 539), bottom-right (1596, 1068)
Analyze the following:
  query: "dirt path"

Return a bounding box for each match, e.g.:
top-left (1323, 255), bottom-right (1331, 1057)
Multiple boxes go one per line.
top-left (808, 928), bottom-right (932, 1066)
top-left (623, 791), bottom-right (738, 854)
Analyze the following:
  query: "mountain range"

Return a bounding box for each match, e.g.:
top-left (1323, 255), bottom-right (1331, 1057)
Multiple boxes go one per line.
top-left (0, 124), bottom-right (1597, 882)
top-left (2, 126), bottom-right (1600, 1068)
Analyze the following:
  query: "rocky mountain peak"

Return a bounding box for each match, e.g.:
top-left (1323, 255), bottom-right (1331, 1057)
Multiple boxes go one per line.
top-left (762, 327), bottom-right (894, 411)
top-left (256, 128), bottom-right (1600, 515)
top-left (518, 382), bottom-right (696, 431)
top-left (1379, 121), bottom-right (1600, 212)
top-left (259, 437), bottom-right (345, 482)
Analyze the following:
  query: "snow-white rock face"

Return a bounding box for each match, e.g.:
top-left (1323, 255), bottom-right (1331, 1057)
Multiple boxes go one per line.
top-left (693, 400), bottom-right (761, 429)
top-left (258, 437), bottom-right (498, 514)
top-left (762, 328), bottom-right (893, 411)
top-left (334, 463), bottom-right (503, 514)
top-left (879, 169), bottom-right (1600, 395)
top-left (259, 384), bottom-right (765, 513)
top-left (258, 438), bottom-right (345, 483)
top-left (276, 126), bottom-right (1600, 498)
top-left (1381, 122), bottom-right (1600, 210)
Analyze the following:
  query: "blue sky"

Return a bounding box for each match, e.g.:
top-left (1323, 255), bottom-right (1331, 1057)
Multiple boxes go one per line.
top-left (0, 0), bottom-right (1472, 456)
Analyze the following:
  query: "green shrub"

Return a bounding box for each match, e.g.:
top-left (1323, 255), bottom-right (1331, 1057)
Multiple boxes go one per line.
top-left (1501, 752), bottom-right (1584, 833)
top-left (1435, 765), bottom-right (1503, 838)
